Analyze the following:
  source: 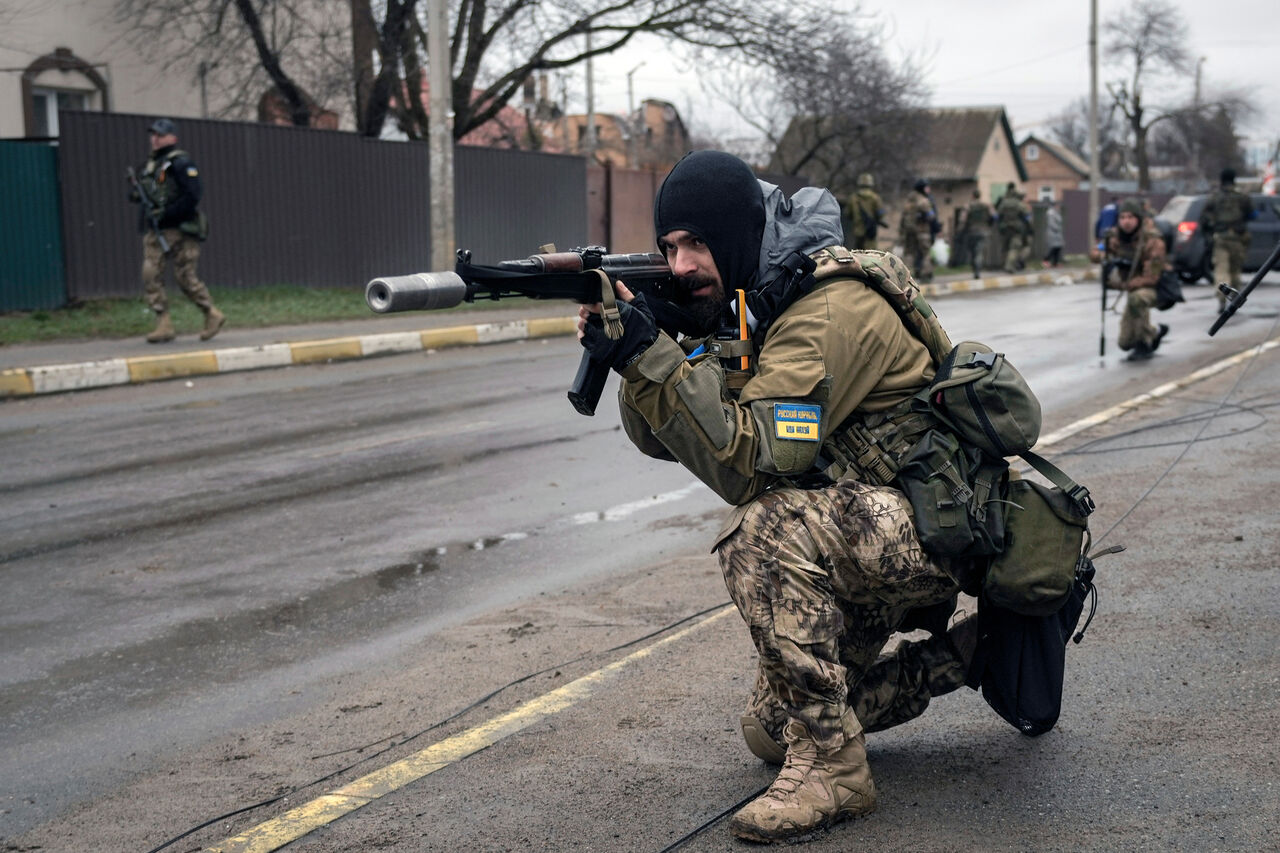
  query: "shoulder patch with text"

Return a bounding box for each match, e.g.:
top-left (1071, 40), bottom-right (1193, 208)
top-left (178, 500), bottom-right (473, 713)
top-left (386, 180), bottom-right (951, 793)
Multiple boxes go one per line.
top-left (772, 402), bottom-right (821, 441)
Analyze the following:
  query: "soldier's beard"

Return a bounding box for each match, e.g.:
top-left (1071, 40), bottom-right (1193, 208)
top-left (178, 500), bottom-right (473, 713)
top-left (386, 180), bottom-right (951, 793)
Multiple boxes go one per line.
top-left (672, 273), bottom-right (729, 335)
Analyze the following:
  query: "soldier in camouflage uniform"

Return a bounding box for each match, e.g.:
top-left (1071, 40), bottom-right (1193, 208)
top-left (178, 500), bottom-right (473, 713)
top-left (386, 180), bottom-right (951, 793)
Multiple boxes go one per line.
top-left (1092, 198), bottom-right (1168, 361)
top-left (996, 183), bottom-right (1031, 273)
top-left (577, 151), bottom-right (977, 844)
top-left (898, 178), bottom-right (937, 282)
top-left (846, 172), bottom-right (887, 251)
top-left (960, 188), bottom-right (995, 279)
top-left (130, 118), bottom-right (224, 344)
top-left (1199, 167), bottom-right (1254, 310)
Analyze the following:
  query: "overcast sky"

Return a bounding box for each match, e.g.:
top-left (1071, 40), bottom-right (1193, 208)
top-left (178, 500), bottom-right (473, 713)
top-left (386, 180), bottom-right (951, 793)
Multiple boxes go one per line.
top-left (586, 0), bottom-right (1278, 160)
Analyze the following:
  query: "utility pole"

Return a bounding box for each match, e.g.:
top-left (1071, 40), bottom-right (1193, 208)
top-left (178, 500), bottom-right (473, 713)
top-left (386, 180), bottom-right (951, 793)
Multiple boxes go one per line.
top-left (1191, 56), bottom-right (1205, 188)
top-left (626, 62), bottom-right (645, 168)
top-left (1089, 0), bottom-right (1103, 361)
top-left (1088, 0), bottom-right (1100, 249)
top-left (584, 31), bottom-right (597, 163)
top-left (427, 0), bottom-right (454, 271)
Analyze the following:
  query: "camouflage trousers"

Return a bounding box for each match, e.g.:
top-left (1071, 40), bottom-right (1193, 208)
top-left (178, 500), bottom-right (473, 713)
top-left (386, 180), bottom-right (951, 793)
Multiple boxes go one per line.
top-left (143, 229), bottom-right (213, 314)
top-left (965, 233), bottom-right (988, 277)
top-left (1118, 286), bottom-right (1158, 352)
top-left (1212, 236), bottom-right (1246, 307)
top-left (1001, 232), bottom-right (1029, 272)
top-left (716, 480), bottom-right (965, 753)
top-left (903, 231), bottom-right (934, 281)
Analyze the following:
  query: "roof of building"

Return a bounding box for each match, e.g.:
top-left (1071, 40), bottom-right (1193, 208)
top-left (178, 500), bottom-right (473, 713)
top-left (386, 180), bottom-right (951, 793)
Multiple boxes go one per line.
top-left (912, 106), bottom-right (1027, 183)
top-left (1021, 134), bottom-right (1090, 177)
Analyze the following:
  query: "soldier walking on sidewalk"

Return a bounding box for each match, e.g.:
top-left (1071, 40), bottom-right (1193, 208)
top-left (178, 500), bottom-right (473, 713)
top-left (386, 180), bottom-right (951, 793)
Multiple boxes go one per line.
top-left (129, 118), bottom-right (224, 343)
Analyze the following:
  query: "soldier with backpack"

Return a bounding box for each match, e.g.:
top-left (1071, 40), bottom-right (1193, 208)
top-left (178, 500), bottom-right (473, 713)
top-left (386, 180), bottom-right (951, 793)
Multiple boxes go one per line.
top-left (847, 172), bottom-right (887, 251)
top-left (997, 183), bottom-right (1031, 273)
top-left (960, 188), bottom-right (996, 279)
top-left (1200, 167), bottom-right (1255, 310)
top-left (577, 151), bottom-right (1095, 843)
top-left (899, 178), bottom-right (938, 282)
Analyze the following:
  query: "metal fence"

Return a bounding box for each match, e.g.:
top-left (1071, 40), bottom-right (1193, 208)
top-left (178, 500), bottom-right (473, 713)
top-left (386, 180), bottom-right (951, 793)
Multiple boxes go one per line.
top-left (6, 113), bottom-right (818, 309)
top-left (0, 140), bottom-right (64, 311)
top-left (54, 111), bottom-right (589, 300)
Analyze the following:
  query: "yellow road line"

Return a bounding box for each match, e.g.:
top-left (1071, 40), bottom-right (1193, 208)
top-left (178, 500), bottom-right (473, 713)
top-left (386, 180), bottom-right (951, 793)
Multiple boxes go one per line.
top-left (205, 606), bottom-right (734, 853)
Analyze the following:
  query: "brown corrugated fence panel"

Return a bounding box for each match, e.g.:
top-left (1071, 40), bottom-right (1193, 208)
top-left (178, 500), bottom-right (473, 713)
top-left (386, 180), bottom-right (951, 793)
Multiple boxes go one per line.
top-left (454, 146), bottom-right (586, 264)
top-left (57, 112), bottom-right (590, 298)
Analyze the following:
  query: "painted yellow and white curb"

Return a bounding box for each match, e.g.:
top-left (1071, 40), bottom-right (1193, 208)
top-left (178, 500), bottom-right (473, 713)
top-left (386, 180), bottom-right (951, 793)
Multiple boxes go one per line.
top-left (0, 271), bottom-right (1092, 400)
top-left (0, 317), bottom-right (579, 399)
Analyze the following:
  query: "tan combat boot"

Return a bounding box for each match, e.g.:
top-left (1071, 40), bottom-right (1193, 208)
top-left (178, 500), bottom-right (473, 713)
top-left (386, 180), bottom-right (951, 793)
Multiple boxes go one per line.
top-left (729, 721), bottom-right (877, 843)
top-left (200, 306), bottom-right (225, 341)
top-left (146, 311), bottom-right (175, 343)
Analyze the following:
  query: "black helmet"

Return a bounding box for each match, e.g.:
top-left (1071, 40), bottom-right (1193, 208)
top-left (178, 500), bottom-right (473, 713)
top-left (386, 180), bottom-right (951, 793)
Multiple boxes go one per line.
top-left (914, 178), bottom-right (929, 192)
top-left (1220, 167), bottom-right (1236, 185)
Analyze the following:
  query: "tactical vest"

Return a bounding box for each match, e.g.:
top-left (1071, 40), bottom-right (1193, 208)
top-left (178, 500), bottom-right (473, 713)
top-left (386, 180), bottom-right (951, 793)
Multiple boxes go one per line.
top-left (996, 196), bottom-right (1024, 235)
top-left (1206, 188), bottom-right (1247, 235)
top-left (139, 148), bottom-right (190, 210)
top-left (964, 202), bottom-right (992, 236)
top-left (803, 247), bottom-right (954, 488)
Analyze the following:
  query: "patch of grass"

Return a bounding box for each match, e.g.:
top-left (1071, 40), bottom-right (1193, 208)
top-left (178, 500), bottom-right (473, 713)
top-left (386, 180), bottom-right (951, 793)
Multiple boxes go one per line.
top-left (0, 284), bottom-right (532, 346)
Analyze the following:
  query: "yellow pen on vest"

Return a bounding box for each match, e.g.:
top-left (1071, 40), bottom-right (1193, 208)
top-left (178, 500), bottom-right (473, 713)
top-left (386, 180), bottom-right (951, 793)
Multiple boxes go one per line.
top-left (736, 289), bottom-right (749, 370)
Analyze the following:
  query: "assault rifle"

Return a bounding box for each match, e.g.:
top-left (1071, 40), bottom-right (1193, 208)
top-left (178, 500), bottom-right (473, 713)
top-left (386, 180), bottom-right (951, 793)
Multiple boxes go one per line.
top-left (366, 246), bottom-right (673, 416)
top-left (126, 166), bottom-right (170, 255)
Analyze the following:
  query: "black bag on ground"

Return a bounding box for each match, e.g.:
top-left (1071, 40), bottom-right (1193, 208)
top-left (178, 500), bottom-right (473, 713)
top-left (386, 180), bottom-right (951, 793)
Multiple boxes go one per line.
top-left (1155, 269), bottom-right (1184, 311)
top-left (966, 555), bottom-right (1098, 736)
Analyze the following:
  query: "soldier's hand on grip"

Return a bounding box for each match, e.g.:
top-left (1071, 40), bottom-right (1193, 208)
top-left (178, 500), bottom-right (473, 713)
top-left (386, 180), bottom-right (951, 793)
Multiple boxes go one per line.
top-left (580, 294), bottom-right (659, 372)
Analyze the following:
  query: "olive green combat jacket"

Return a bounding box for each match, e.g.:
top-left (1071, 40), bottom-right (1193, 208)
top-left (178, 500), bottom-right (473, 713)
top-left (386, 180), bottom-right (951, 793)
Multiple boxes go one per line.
top-left (617, 257), bottom-right (934, 507)
top-left (1101, 224), bottom-right (1165, 291)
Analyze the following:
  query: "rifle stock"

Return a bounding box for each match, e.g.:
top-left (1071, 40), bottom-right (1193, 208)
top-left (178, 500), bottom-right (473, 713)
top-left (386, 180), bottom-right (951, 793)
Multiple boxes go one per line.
top-left (366, 247), bottom-right (673, 416)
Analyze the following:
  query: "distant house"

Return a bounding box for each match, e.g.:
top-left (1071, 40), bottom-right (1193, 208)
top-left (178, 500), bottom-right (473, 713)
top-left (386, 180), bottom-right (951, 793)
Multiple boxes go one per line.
top-left (767, 105), bottom-right (1027, 248)
top-left (1018, 135), bottom-right (1089, 202)
top-left (904, 106), bottom-right (1028, 244)
top-left (537, 97), bottom-right (689, 171)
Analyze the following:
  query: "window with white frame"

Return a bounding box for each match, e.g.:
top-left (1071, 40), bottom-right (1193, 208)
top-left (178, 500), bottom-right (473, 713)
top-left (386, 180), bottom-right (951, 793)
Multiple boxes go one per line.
top-left (31, 87), bottom-right (91, 137)
top-left (1025, 143), bottom-right (1040, 160)
top-left (1038, 185), bottom-right (1055, 202)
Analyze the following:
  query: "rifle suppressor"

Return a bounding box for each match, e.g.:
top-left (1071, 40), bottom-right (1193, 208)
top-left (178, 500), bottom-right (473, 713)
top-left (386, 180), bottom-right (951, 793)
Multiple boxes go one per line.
top-left (366, 272), bottom-right (469, 313)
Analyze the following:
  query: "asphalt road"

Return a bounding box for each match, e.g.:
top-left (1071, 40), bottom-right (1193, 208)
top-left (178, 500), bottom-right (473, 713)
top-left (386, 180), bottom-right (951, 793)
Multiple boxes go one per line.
top-left (3, 277), bottom-right (1279, 851)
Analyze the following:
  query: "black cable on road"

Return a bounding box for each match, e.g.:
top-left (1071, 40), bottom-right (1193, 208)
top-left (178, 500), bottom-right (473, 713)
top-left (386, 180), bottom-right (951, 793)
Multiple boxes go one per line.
top-left (145, 601), bottom-right (733, 853)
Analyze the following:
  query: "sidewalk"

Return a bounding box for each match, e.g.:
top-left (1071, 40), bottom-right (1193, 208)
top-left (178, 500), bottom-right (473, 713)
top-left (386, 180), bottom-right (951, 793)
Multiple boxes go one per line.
top-left (0, 267), bottom-right (1092, 399)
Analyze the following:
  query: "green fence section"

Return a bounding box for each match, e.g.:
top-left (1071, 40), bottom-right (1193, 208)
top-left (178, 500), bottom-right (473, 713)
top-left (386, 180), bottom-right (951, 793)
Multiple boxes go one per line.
top-left (0, 141), bottom-right (65, 311)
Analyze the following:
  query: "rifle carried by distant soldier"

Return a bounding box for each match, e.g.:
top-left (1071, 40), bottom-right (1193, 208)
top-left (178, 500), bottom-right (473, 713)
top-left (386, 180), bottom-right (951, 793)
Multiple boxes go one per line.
top-left (127, 166), bottom-right (170, 255)
top-left (367, 246), bottom-right (679, 416)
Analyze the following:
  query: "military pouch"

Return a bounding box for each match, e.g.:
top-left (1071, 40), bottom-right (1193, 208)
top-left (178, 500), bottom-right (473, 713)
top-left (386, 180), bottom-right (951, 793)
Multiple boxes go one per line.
top-left (1155, 270), bottom-right (1184, 311)
top-left (179, 211), bottom-right (209, 242)
top-left (920, 341), bottom-right (1042, 459)
top-left (895, 428), bottom-right (1008, 564)
top-left (984, 477), bottom-right (1089, 615)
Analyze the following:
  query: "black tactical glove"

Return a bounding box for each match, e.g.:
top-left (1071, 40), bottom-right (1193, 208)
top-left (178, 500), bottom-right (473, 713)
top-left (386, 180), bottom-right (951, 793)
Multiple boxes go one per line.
top-left (580, 294), bottom-right (659, 372)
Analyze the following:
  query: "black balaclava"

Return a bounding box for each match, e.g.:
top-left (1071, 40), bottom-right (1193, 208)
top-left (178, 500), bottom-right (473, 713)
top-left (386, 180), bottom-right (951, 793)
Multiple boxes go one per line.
top-left (653, 151), bottom-right (766, 293)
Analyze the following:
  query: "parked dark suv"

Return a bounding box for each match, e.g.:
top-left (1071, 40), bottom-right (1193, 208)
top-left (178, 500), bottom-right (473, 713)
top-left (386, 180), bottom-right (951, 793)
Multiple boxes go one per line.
top-left (1155, 193), bottom-right (1280, 283)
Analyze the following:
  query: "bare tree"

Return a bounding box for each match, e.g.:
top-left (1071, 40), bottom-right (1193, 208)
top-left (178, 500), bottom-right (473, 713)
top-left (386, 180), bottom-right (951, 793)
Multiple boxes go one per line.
top-left (1047, 96), bottom-right (1129, 179)
top-left (711, 23), bottom-right (927, 195)
top-left (1103, 0), bottom-right (1191, 190)
top-left (1151, 99), bottom-right (1252, 187)
top-left (372, 0), bottom-right (834, 142)
top-left (114, 0), bottom-right (354, 126)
